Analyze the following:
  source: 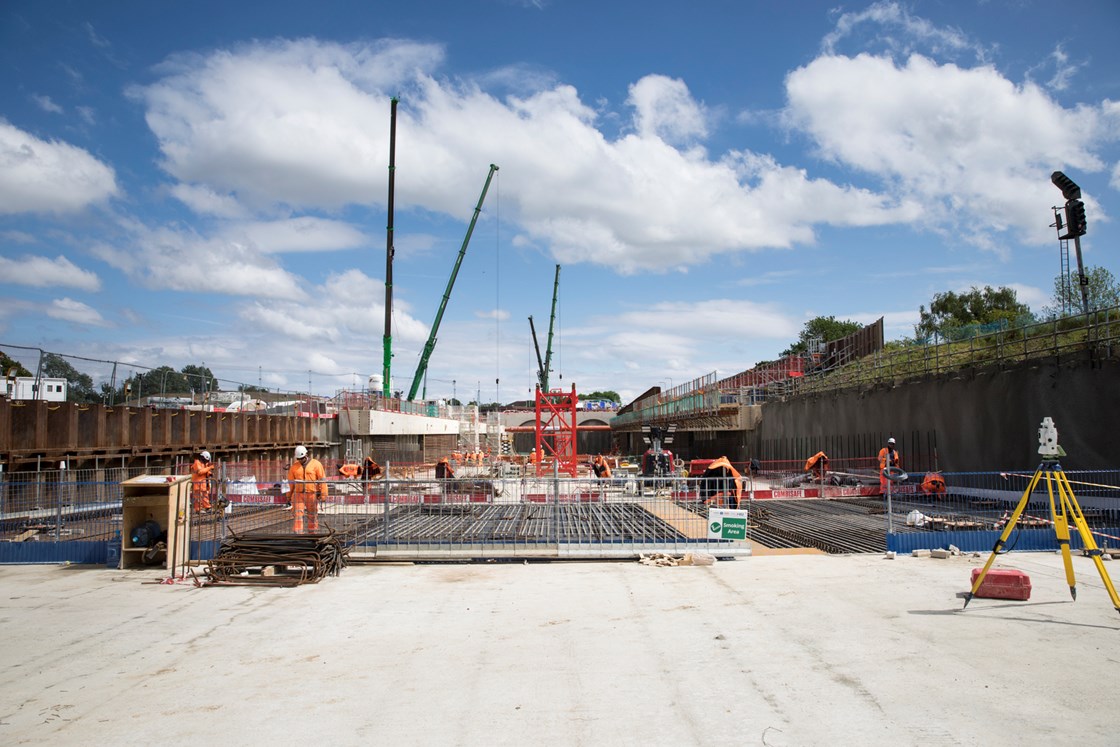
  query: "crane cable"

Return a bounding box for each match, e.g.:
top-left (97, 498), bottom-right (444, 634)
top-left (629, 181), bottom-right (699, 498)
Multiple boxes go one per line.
top-left (494, 168), bottom-right (501, 405)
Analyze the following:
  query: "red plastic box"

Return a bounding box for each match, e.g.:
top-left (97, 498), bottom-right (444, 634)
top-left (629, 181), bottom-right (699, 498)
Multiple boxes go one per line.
top-left (970, 567), bottom-right (1032, 600)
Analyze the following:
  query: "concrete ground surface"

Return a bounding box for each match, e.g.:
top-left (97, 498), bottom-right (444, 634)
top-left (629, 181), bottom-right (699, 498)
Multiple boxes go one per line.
top-left (1, 552), bottom-right (1118, 746)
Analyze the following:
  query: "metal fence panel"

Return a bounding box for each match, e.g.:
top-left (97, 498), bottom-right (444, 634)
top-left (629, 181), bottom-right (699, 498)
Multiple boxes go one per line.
top-left (2, 471), bottom-right (754, 564)
top-left (885, 469), bottom-right (1120, 553)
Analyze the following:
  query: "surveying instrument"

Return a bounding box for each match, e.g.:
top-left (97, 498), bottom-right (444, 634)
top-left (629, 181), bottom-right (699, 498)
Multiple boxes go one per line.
top-left (963, 417), bottom-right (1120, 614)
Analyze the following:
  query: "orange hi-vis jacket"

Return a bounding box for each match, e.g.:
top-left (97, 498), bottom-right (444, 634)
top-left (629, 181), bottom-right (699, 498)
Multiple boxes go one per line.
top-left (190, 459), bottom-right (214, 509)
top-left (339, 463), bottom-right (360, 479)
top-left (287, 457), bottom-right (327, 532)
top-left (191, 459), bottom-right (214, 488)
top-left (878, 446), bottom-right (901, 492)
top-left (704, 457), bottom-right (743, 506)
top-left (878, 447), bottom-right (901, 472)
top-left (804, 451), bottom-right (829, 474)
top-left (287, 459), bottom-right (328, 500)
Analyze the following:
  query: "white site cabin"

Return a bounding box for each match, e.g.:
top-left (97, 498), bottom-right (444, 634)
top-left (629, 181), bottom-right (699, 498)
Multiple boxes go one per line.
top-left (2, 376), bottom-right (68, 402)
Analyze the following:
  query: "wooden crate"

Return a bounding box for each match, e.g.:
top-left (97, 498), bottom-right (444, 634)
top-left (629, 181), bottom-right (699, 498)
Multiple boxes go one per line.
top-left (120, 475), bottom-right (192, 572)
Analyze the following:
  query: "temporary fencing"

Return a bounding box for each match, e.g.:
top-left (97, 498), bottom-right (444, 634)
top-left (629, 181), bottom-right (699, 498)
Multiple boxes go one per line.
top-left (0, 465), bottom-right (755, 563)
top-left (4, 464), bottom-right (1118, 564)
top-left (883, 468), bottom-right (1120, 553)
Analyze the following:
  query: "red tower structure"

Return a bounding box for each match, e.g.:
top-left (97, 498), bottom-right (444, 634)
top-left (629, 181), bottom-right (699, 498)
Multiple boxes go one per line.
top-left (534, 384), bottom-right (579, 477)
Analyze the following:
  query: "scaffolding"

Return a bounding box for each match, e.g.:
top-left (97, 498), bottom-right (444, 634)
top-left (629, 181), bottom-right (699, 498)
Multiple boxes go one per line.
top-left (534, 385), bottom-right (578, 477)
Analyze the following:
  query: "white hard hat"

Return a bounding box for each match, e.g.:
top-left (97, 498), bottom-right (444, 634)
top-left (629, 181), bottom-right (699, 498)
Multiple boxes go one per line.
top-left (200, 450), bottom-right (211, 461)
top-left (887, 437), bottom-right (896, 444)
top-left (294, 445), bottom-right (308, 459)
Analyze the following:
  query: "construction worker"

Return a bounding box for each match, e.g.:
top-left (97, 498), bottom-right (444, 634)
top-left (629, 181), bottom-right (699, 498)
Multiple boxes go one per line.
top-left (700, 456), bottom-right (743, 509)
top-left (804, 451), bottom-right (829, 481)
top-left (878, 437), bottom-right (902, 494)
top-left (287, 445), bottom-right (327, 533)
top-left (921, 472), bottom-right (946, 495)
top-left (190, 450), bottom-right (214, 513)
top-left (362, 453), bottom-right (383, 480)
top-left (592, 454), bottom-right (612, 479)
top-left (436, 457), bottom-right (455, 480)
top-left (338, 461), bottom-right (361, 479)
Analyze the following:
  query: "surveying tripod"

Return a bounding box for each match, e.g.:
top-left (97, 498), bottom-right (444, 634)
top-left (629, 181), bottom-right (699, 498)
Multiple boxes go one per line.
top-left (963, 417), bottom-right (1120, 614)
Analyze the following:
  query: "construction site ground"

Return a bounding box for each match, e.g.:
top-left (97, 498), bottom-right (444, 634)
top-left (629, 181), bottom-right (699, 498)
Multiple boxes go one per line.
top-left (4, 552), bottom-right (1118, 744)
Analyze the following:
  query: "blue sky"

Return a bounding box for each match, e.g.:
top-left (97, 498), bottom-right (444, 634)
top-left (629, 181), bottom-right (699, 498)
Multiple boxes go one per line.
top-left (2, 0), bottom-right (1118, 405)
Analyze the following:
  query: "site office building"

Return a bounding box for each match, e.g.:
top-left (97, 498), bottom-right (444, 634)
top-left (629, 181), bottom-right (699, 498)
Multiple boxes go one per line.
top-left (2, 376), bottom-right (68, 402)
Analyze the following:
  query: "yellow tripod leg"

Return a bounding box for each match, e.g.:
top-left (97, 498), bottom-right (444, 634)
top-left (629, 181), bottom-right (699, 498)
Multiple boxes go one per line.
top-left (1056, 470), bottom-right (1120, 614)
top-left (963, 467), bottom-right (1042, 609)
top-left (1046, 470), bottom-right (1077, 600)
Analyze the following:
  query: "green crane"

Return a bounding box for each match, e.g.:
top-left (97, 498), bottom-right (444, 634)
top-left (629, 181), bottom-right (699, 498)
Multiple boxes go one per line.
top-left (382, 97), bottom-right (399, 398)
top-left (529, 264), bottom-right (561, 393)
top-left (407, 164), bottom-right (500, 401)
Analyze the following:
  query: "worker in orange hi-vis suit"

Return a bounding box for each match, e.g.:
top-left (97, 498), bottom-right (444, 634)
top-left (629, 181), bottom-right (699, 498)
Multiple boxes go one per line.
top-left (592, 454), bottom-right (612, 479)
top-left (190, 450), bottom-right (215, 512)
top-left (701, 456), bottom-right (743, 509)
top-left (287, 445), bottom-right (328, 533)
top-left (878, 437), bottom-right (902, 494)
top-left (362, 453), bottom-right (383, 480)
top-left (804, 451), bottom-right (829, 481)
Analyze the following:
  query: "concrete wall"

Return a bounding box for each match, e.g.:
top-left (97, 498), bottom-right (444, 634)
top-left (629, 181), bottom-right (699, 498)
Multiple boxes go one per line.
top-left (748, 355), bottom-right (1120, 471)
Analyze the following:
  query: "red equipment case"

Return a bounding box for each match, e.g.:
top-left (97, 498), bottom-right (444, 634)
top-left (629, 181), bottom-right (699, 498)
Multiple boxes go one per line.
top-left (970, 567), bottom-right (1032, 600)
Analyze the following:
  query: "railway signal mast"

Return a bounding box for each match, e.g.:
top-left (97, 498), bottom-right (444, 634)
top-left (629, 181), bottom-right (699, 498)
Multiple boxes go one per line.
top-left (1050, 171), bottom-right (1090, 315)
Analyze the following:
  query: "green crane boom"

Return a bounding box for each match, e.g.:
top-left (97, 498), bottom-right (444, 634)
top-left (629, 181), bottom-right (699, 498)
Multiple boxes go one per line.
top-left (382, 97), bottom-right (399, 398)
top-left (407, 164), bottom-right (499, 401)
top-left (540, 264), bottom-right (561, 392)
top-left (529, 315), bottom-right (546, 390)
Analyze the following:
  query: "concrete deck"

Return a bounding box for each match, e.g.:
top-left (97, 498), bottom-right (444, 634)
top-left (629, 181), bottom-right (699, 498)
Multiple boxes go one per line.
top-left (2, 552), bottom-right (1118, 745)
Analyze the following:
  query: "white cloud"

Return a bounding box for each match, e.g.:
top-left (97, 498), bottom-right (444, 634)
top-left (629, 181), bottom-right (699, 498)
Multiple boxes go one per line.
top-left (1044, 45), bottom-right (1082, 92)
top-left (785, 53), bottom-right (1110, 247)
top-left (169, 184), bottom-right (249, 219)
top-left (134, 38), bottom-right (444, 209)
top-left (626, 75), bottom-right (707, 144)
top-left (575, 299), bottom-right (801, 376)
top-left (475, 308), bottom-right (510, 321)
top-left (132, 39), bottom-right (910, 276)
top-left (47, 297), bottom-right (108, 326)
top-left (1007, 282), bottom-right (1049, 311)
top-left (90, 221), bottom-right (306, 299)
top-left (223, 217), bottom-right (369, 253)
top-left (32, 95), bottom-right (64, 114)
top-left (1, 230), bottom-right (38, 244)
top-left (0, 120), bottom-right (118, 214)
top-left (84, 22), bottom-right (111, 49)
top-left (822, 1), bottom-right (985, 63)
top-left (236, 267), bottom-right (427, 346)
top-left (612, 299), bottom-right (798, 339)
top-left (0, 254), bottom-right (101, 291)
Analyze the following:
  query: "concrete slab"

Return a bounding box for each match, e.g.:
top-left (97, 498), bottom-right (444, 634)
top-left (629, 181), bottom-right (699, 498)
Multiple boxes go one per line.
top-left (1, 552), bottom-right (1118, 745)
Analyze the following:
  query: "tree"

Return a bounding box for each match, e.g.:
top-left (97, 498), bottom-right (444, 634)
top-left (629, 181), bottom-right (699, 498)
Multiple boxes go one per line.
top-left (580, 390), bottom-right (621, 403)
top-left (782, 316), bottom-right (862, 356)
top-left (1041, 266), bottom-right (1120, 317)
top-left (180, 364), bottom-right (218, 393)
top-left (915, 286), bottom-right (1031, 340)
top-left (40, 353), bottom-right (99, 402)
top-left (141, 366), bottom-right (191, 395)
top-left (1, 352), bottom-right (32, 378)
